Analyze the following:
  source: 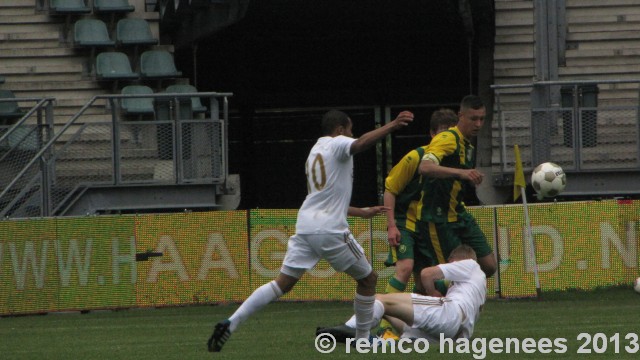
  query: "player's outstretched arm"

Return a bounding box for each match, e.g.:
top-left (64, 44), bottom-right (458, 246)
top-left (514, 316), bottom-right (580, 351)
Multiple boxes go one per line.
top-left (348, 206), bottom-right (391, 219)
top-left (350, 111), bottom-right (414, 155)
top-left (419, 160), bottom-right (484, 185)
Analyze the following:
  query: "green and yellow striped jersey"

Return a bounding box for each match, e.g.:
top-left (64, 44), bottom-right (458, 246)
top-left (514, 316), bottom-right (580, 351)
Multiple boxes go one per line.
top-left (384, 147), bottom-right (426, 232)
top-left (420, 127), bottom-right (476, 223)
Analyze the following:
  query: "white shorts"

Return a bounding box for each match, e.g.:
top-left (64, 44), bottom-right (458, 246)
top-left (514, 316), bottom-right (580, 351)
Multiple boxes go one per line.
top-left (409, 294), bottom-right (462, 339)
top-left (280, 232), bottom-right (372, 280)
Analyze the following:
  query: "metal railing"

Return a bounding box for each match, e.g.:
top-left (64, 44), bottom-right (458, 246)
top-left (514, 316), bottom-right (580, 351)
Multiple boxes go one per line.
top-left (0, 92), bottom-right (232, 218)
top-left (491, 79), bottom-right (640, 183)
top-left (0, 97), bottom-right (56, 218)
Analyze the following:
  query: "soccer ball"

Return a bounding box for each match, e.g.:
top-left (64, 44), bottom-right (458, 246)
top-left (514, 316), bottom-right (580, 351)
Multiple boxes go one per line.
top-left (531, 162), bottom-right (566, 199)
top-left (634, 277), bottom-right (640, 293)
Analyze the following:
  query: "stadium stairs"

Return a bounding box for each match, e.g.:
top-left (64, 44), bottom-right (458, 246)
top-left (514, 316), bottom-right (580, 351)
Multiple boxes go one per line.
top-left (0, 0), bottom-right (239, 218)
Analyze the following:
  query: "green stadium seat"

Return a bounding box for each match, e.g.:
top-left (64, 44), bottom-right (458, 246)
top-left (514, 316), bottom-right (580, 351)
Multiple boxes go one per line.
top-left (116, 18), bottom-right (158, 47)
top-left (0, 76), bottom-right (5, 84)
top-left (140, 50), bottom-right (182, 79)
top-left (93, 0), bottom-right (135, 14)
top-left (95, 52), bottom-right (139, 81)
top-left (165, 84), bottom-right (207, 114)
top-left (74, 19), bottom-right (115, 47)
top-left (120, 85), bottom-right (155, 115)
top-left (0, 90), bottom-right (26, 124)
top-left (49, 0), bottom-right (91, 14)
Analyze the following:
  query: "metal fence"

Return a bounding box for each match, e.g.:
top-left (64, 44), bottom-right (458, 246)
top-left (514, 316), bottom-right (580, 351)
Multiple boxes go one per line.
top-left (0, 92), bottom-right (231, 218)
top-left (492, 80), bottom-right (640, 184)
top-left (0, 97), bottom-right (55, 218)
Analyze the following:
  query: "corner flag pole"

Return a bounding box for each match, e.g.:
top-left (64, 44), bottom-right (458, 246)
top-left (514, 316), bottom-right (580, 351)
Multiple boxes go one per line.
top-left (514, 145), bottom-right (541, 299)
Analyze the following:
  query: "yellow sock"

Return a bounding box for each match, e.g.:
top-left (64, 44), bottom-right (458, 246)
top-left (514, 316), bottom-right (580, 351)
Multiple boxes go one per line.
top-left (379, 318), bottom-right (392, 330)
top-left (385, 277), bottom-right (407, 294)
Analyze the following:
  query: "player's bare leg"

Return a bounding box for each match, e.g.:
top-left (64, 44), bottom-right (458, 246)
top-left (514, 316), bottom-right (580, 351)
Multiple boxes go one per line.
top-left (374, 292), bottom-right (415, 326)
top-left (207, 273), bottom-right (298, 352)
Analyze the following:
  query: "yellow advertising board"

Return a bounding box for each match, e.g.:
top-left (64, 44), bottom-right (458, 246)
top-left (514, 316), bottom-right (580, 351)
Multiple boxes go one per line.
top-left (134, 211), bottom-right (250, 306)
top-left (490, 200), bottom-right (639, 297)
top-left (55, 216), bottom-right (137, 310)
top-left (0, 200), bottom-right (638, 315)
top-left (0, 218), bottom-right (58, 314)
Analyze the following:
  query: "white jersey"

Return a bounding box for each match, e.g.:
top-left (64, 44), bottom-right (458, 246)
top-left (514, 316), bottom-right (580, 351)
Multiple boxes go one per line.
top-left (403, 259), bottom-right (486, 342)
top-left (295, 135), bottom-right (356, 234)
top-left (439, 259), bottom-right (487, 338)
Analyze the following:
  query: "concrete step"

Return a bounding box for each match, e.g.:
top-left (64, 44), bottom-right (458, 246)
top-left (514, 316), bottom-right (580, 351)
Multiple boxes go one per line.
top-left (491, 121), bottom-right (637, 131)
top-left (0, 7), bottom-right (37, 16)
top-left (56, 124), bottom-right (130, 143)
top-left (0, 47), bottom-right (78, 59)
top-left (59, 147), bottom-right (158, 160)
top-left (22, 88), bottom-right (109, 100)
top-left (492, 143), bottom-right (639, 161)
top-left (491, 155), bottom-right (638, 170)
top-left (52, 106), bottom-right (110, 116)
top-left (55, 160), bottom-right (156, 179)
top-left (0, 0), bottom-right (37, 8)
top-left (0, 32), bottom-right (59, 41)
top-left (0, 56), bottom-right (88, 69)
top-left (9, 80), bottom-right (102, 92)
top-left (0, 23), bottom-right (62, 35)
top-left (55, 97), bottom-right (106, 108)
top-left (0, 64), bottom-right (84, 76)
top-left (3, 73), bottom-right (85, 84)
top-left (0, 39), bottom-right (64, 50)
top-left (490, 132), bottom-right (638, 147)
top-left (0, 14), bottom-right (52, 24)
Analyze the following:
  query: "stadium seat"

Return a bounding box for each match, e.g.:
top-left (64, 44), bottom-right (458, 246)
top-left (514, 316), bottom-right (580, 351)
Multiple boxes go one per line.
top-left (120, 85), bottom-right (154, 146)
top-left (95, 52), bottom-right (139, 92)
top-left (120, 85), bottom-right (155, 115)
top-left (165, 84), bottom-right (207, 114)
top-left (49, 0), bottom-right (91, 14)
top-left (139, 50), bottom-right (182, 80)
top-left (74, 19), bottom-right (115, 47)
top-left (93, 0), bottom-right (135, 14)
top-left (0, 76), bottom-right (5, 84)
top-left (0, 90), bottom-right (26, 124)
top-left (116, 18), bottom-right (158, 47)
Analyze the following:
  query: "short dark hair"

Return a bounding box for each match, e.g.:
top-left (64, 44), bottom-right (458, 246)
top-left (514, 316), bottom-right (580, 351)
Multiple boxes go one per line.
top-left (430, 108), bottom-right (458, 133)
top-left (448, 244), bottom-right (477, 262)
top-left (321, 110), bottom-right (350, 135)
top-left (460, 95), bottom-right (485, 111)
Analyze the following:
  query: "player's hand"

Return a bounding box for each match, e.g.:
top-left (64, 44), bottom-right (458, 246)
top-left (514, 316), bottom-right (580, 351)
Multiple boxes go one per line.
top-left (359, 206), bottom-right (391, 219)
top-left (387, 225), bottom-right (401, 246)
top-left (391, 111), bottom-right (414, 128)
top-left (461, 169), bottom-right (484, 185)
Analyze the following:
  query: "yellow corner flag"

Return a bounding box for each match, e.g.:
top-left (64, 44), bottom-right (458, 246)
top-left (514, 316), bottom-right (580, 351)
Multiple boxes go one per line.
top-left (513, 145), bottom-right (526, 201)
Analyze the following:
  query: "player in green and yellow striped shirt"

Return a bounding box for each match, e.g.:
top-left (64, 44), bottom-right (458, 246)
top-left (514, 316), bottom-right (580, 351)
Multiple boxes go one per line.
top-left (380, 108), bottom-right (458, 339)
top-left (417, 95), bottom-right (496, 278)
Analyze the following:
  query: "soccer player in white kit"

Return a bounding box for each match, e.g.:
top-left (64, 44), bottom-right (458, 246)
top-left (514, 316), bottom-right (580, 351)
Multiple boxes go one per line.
top-left (319, 244), bottom-right (486, 343)
top-left (387, 244), bottom-right (487, 342)
top-left (208, 109), bottom-right (414, 352)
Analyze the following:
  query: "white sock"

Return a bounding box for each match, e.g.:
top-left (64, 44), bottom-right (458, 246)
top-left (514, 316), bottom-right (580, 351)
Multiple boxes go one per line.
top-left (345, 300), bottom-right (384, 330)
top-left (354, 293), bottom-right (375, 339)
top-left (228, 280), bottom-right (283, 332)
top-left (372, 300), bottom-right (384, 329)
top-left (345, 315), bottom-right (356, 328)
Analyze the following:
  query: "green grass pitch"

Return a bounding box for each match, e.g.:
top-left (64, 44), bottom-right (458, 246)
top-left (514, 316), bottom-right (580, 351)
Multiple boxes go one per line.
top-left (1, 287), bottom-right (638, 359)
